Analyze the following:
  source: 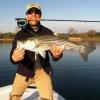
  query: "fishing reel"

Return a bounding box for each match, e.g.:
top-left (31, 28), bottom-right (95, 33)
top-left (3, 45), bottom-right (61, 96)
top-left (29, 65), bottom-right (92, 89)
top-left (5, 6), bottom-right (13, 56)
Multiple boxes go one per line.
top-left (15, 18), bottom-right (37, 36)
top-left (15, 18), bottom-right (27, 28)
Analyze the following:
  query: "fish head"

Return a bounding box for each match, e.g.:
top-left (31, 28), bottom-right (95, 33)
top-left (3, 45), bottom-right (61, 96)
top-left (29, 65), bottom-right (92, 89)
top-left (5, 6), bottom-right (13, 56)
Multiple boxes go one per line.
top-left (17, 40), bottom-right (36, 51)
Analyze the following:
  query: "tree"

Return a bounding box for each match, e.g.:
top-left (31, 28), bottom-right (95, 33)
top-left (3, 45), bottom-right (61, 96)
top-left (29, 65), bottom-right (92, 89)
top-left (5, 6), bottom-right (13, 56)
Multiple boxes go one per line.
top-left (87, 29), bottom-right (96, 37)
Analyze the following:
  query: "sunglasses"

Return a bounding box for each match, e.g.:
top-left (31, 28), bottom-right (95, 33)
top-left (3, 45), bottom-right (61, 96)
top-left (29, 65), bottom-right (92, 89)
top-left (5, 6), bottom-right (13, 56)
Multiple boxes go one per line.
top-left (26, 8), bottom-right (41, 15)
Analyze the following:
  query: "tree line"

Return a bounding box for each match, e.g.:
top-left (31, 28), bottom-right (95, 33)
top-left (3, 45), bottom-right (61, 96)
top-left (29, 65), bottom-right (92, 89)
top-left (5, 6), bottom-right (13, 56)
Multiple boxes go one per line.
top-left (0, 29), bottom-right (100, 40)
top-left (0, 32), bottom-right (15, 39)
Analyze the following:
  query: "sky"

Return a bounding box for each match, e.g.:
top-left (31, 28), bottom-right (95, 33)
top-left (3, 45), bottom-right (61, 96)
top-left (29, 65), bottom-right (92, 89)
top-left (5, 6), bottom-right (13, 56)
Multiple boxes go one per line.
top-left (0, 0), bottom-right (100, 33)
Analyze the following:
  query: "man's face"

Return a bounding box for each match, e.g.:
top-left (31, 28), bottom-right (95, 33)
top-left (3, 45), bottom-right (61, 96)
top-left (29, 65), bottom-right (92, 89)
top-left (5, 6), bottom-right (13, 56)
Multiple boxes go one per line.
top-left (26, 9), bottom-right (41, 26)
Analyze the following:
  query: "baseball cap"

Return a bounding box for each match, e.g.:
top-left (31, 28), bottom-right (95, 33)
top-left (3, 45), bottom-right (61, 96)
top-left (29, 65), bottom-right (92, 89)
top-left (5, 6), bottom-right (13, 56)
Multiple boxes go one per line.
top-left (26, 3), bottom-right (42, 15)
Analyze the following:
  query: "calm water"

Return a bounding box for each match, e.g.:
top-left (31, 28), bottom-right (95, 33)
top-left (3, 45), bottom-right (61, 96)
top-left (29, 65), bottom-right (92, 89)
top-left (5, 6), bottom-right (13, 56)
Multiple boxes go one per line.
top-left (0, 43), bottom-right (100, 100)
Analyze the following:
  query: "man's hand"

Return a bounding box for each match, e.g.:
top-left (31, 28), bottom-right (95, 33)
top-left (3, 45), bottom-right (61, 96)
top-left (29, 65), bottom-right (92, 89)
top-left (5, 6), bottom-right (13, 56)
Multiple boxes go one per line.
top-left (12, 48), bottom-right (25, 62)
top-left (49, 45), bottom-right (64, 58)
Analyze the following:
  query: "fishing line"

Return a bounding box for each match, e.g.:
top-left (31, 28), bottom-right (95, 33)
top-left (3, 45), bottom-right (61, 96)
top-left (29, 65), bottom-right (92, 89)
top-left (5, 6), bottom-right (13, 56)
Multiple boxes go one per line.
top-left (23, 26), bottom-right (37, 37)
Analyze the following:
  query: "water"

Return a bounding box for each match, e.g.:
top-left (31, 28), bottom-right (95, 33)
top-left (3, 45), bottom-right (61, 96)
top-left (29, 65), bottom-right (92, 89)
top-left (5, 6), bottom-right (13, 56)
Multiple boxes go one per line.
top-left (0, 43), bottom-right (17, 86)
top-left (0, 43), bottom-right (100, 100)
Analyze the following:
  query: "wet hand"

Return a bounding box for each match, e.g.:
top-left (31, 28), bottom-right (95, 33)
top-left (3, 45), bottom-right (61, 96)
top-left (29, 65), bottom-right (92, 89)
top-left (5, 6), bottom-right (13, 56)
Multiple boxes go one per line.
top-left (49, 45), bottom-right (64, 58)
top-left (12, 48), bottom-right (25, 62)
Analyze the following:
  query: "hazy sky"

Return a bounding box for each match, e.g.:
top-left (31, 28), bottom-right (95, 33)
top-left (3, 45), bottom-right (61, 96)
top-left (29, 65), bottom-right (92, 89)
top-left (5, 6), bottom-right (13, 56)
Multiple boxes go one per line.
top-left (0, 0), bottom-right (100, 33)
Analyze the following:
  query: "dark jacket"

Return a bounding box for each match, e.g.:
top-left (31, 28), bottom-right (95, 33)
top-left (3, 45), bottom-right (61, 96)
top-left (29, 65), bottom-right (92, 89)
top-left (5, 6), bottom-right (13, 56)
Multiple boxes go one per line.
top-left (10, 23), bottom-right (62, 77)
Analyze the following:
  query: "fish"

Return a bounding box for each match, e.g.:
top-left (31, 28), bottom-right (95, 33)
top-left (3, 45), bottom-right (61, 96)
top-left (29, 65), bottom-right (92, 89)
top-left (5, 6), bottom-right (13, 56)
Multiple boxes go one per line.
top-left (17, 35), bottom-right (96, 62)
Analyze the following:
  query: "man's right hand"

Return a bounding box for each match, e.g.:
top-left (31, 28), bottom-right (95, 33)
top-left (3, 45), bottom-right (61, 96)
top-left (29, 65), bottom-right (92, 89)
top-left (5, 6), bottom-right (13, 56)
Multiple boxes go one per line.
top-left (12, 48), bottom-right (25, 62)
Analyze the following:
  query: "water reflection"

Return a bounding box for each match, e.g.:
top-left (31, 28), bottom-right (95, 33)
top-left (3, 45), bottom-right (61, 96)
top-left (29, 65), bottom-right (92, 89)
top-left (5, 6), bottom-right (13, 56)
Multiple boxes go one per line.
top-left (0, 43), bottom-right (17, 86)
top-left (0, 43), bottom-right (100, 100)
top-left (52, 43), bottom-right (100, 100)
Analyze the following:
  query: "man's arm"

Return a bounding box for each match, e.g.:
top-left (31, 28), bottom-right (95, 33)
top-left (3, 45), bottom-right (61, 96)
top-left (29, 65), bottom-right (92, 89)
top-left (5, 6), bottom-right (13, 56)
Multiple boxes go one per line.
top-left (10, 34), bottom-right (25, 64)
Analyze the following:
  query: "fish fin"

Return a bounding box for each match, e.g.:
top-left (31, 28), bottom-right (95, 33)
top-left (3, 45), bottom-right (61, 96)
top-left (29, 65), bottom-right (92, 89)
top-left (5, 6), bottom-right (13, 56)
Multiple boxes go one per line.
top-left (79, 45), bottom-right (96, 62)
top-left (39, 51), bottom-right (46, 58)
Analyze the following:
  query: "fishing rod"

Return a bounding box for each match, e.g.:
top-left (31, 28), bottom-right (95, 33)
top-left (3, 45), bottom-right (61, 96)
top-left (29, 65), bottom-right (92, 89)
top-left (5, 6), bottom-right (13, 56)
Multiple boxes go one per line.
top-left (15, 18), bottom-right (100, 23)
top-left (15, 18), bottom-right (38, 36)
top-left (15, 18), bottom-right (100, 36)
top-left (15, 18), bottom-right (100, 28)
top-left (41, 19), bottom-right (100, 22)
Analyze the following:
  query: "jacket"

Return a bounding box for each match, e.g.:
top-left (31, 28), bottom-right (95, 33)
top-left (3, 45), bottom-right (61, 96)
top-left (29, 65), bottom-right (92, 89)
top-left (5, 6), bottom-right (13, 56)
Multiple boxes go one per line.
top-left (10, 24), bottom-right (53, 76)
top-left (10, 23), bottom-right (54, 77)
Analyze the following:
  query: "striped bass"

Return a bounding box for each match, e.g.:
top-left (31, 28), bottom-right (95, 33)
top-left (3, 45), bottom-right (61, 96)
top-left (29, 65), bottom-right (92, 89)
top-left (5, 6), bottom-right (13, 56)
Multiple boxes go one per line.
top-left (17, 35), bottom-right (96, 61)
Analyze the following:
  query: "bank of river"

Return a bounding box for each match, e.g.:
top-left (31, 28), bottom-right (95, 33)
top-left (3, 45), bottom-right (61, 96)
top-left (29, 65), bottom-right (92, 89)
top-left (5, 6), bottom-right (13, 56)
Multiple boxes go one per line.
top-left (0, 37), bottom-right (100, 43)
top-left (68, 37), bottom-right (100, 43)
top-left (0, 39), bottom-right (13, 43)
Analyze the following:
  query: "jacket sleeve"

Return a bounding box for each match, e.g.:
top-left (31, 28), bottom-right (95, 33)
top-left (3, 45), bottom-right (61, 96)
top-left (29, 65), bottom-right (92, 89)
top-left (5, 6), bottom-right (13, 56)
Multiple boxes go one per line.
top-left (10, 33), bottom-right (20, 64)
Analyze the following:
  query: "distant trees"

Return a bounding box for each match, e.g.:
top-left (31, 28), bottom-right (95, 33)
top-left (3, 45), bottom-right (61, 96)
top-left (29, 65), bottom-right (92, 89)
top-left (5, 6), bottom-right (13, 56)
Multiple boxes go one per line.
top-left (0, 33), bottom-right (3, 39)
top-left (0, 32), bottom-right (15, 39)
top-left (0, 29), bottom-right (100, 42)
top-left (67, 28), bottom-right (100, 38)
top-left (68, 27), bottom-right (76, 34)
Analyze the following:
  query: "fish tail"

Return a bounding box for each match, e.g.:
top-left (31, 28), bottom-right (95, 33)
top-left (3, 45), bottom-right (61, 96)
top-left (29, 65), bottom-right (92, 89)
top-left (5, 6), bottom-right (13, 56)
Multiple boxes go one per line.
top-left (79, 45), bottom-right (96, 62)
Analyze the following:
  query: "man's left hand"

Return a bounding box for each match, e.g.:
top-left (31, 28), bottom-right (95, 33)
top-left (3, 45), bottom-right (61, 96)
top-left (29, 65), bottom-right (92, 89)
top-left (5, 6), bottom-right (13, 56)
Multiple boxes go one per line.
top-left (49, 45), bottom-right (64, 58)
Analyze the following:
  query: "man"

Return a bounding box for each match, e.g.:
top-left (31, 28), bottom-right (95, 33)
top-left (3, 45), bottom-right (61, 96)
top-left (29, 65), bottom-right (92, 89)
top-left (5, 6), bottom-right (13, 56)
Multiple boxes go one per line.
top-left (10, 3), bottom-right (64, 100)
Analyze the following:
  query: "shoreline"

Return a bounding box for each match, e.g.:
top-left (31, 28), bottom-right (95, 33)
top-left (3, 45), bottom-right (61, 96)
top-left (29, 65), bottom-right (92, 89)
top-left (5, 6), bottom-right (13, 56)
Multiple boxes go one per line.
top-left (0, 37), bottom-right (100, 43)
top-left (0, 39), bottom-right (13, 43)
top-left (68, 37), bottom-right (100, 43)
